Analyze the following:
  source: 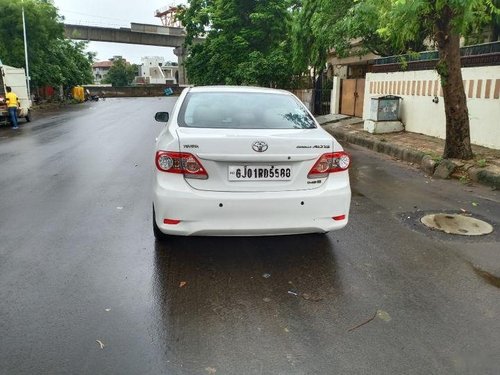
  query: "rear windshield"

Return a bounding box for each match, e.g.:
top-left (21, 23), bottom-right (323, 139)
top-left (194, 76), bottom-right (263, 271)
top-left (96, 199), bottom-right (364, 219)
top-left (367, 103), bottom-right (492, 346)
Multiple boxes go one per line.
top-left (178, 92), bottom-right (316, 129)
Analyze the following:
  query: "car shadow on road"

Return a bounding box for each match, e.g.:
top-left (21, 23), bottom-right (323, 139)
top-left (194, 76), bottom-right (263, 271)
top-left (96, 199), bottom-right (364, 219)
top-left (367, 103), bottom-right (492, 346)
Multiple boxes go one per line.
top-left (150, 234), bottom-right (342, 374)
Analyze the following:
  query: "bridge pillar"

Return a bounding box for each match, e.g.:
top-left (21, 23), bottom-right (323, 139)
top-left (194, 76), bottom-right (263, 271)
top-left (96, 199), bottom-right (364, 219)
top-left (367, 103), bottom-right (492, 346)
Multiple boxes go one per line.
top-left (174, 46), bottom-right (188, 86)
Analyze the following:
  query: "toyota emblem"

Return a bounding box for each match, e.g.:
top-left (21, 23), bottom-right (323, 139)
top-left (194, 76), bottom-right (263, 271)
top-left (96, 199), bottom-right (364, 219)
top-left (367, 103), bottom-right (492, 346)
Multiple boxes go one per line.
top-left (252, 141), bottom-right (268, 152)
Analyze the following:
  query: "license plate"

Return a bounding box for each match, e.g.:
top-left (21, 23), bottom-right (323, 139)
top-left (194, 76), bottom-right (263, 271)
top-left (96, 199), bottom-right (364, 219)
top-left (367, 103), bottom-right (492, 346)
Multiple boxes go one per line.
top-left (228, 165), bottom-right (292, 181)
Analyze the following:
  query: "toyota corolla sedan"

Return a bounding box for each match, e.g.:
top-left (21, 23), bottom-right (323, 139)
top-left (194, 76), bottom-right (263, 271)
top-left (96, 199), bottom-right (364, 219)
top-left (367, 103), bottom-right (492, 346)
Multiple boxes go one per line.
top-left (152, 86), bottom-right (351, 238)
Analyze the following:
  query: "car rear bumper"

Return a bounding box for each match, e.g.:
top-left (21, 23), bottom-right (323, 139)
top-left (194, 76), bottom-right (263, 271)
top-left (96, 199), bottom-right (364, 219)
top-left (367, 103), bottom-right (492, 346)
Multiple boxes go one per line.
top-left (153, 176), bottom-right (351, 236)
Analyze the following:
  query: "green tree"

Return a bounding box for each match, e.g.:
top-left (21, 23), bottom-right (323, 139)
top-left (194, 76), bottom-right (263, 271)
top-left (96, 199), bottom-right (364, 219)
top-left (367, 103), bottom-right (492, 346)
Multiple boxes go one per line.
top-left (465, 0), bottom-right (500, 43)
top-left (492, 0), bottom-right (500, 41)
top-left (33, 39), bottom-right (94, 88)
top-left (309, 0), bottom-right (427, 58)
top-left (377, 0), bottom-right (498, 160)
top-left (178, 0), bottom-right (295, 87)
top-left (102, 58), bottom-right (137, 87)
top-left (0, 0), bottom-right (94, 89)
top-left (290, 0), bottom-right (329, 87)
top-left (313, 0), bottom-right (498, 160)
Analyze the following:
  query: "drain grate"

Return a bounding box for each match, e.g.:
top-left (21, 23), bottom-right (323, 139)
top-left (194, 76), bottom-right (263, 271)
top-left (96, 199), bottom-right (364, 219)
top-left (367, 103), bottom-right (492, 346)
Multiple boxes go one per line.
top-left (421, 214), bottom-right (493, 236)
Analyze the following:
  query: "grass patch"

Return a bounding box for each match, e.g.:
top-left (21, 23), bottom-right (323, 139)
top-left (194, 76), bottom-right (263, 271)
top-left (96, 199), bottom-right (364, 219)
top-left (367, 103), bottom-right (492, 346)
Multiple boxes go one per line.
top-left (459, 174), bottom-right (472, 185)
top-left (477, 159), bottom-right (487, 168)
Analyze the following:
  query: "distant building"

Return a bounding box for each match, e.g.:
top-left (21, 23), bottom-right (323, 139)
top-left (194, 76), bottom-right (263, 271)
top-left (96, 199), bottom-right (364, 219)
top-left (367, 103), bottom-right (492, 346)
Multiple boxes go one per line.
top-left (92, 56), bottom-right (131, 84)
top-left (92, 61), bottom-right (113, 84)
top-left (136, 56), bottom-right (178, 85)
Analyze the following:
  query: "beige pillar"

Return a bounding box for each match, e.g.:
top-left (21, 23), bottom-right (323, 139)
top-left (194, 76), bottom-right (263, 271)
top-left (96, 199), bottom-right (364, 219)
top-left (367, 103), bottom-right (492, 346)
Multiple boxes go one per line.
top-left (174, 46), bottom-right (188, 86)
top-left (330, 77), bottom-right (341, 114)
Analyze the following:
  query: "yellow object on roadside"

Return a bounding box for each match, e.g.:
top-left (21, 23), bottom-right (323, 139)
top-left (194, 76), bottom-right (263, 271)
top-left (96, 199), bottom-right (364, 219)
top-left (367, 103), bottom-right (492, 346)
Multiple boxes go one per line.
top-left (72, 86), bottom-right (85, 102)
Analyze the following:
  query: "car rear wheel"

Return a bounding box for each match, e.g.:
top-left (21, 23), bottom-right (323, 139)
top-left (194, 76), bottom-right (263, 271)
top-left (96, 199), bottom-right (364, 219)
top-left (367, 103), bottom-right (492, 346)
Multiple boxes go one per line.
top-left (153, 206), bottom-right (168, 240)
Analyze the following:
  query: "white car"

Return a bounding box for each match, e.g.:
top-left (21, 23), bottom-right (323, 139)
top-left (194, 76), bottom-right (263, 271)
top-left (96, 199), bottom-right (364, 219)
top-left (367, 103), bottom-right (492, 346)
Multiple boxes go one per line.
top-left (153, 86), bottom-right (351, 237)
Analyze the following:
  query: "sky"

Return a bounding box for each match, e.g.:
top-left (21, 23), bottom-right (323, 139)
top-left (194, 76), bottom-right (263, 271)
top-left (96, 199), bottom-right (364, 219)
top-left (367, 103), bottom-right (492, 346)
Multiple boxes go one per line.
top-left (52, 0), bottom-right (186, 64)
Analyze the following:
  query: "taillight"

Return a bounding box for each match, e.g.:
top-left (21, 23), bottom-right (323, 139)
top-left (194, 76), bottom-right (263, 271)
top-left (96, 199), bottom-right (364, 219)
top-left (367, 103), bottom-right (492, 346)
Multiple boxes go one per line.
top-left (156, 151), bottom-right (208, 179)
top-left (308, 152), bottom-right (350, 178)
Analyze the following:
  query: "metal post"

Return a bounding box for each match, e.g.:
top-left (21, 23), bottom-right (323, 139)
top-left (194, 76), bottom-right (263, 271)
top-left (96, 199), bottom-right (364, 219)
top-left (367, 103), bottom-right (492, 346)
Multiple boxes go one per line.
top-left (22, 2), bottom-right (31, 99)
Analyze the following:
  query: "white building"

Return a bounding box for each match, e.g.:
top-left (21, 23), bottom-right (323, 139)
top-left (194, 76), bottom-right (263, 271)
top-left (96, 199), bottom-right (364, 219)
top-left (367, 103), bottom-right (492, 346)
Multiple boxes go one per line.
top-left (92, 61), bottom-right (113, 84)
top-left (137, 56), bottom-right (178, 85)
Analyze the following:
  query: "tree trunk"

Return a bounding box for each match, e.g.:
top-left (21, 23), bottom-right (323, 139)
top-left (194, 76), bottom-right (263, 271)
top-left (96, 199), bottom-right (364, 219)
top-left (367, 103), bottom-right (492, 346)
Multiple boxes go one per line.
top-left (435, 6), bottom-right (474, 160)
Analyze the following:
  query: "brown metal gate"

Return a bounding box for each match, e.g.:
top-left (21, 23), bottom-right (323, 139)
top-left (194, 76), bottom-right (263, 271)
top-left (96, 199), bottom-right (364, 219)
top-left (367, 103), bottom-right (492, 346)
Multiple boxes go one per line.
top-left (340, 79), bottom-right (365, 117)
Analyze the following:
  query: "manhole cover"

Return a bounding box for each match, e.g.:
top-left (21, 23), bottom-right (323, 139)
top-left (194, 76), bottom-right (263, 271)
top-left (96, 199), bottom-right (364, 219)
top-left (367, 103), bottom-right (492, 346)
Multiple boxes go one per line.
top-left (421, 214), bottom-right (493, 236)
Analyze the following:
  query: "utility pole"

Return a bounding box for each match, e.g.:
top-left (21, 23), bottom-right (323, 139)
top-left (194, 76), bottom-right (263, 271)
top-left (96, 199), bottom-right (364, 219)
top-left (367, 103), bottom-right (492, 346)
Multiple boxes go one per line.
top-left (22, 1), bottom-right (31, 99)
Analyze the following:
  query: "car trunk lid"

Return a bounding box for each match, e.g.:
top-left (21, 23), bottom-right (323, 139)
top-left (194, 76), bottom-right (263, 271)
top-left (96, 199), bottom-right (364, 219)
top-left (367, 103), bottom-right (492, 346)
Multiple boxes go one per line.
top-left (176, 127), bottom-right (334, 192)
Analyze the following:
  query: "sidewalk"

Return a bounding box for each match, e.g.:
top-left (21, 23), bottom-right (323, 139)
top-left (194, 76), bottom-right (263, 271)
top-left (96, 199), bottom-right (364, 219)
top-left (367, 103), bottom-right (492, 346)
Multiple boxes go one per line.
top-left (317, 114), bottom-right (500, 190)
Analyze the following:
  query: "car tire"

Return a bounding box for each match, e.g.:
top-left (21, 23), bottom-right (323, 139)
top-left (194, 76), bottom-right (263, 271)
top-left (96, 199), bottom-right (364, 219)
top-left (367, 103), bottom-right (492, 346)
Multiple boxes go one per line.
top-left (153, 206), bottom-right (168, 240)
top-left (25, 111), bottom-right (31, 122)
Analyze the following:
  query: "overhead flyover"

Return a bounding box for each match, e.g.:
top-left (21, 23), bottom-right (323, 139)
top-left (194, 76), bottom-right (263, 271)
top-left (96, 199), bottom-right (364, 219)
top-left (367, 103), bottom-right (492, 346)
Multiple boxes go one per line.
top-left (64, 23), bottom-right (190, 84)
top-left (64, 23), bottom-right (187, 47)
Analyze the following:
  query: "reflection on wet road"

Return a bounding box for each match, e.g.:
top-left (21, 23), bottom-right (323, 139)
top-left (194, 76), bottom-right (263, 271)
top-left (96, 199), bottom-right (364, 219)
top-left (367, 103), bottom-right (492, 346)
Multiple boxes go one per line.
top-left (0, 98), bottom-right (499, 375)
top-left (153, 235), bottom-right (339, 374)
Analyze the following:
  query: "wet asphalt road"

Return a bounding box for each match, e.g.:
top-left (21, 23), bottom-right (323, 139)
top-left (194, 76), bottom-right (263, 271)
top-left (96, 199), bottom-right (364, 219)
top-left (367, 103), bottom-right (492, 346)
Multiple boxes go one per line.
top-left (1, 97), bottom-right (499, 375)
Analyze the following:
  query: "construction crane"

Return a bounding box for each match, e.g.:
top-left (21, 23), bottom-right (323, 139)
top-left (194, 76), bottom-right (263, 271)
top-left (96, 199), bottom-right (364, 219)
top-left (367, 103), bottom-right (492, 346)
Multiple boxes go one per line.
top-left (155, 4), bottom-right (183, 28)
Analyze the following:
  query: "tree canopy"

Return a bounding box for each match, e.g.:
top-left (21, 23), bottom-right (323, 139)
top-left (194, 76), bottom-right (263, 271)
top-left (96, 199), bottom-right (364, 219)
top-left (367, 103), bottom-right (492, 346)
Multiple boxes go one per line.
top-left (362, 0), bottom-right (498, 159)
top-left (289, 0), bottom-right (329, 86)
top-left (300, 0), bottom-right (428, 59)
top-left (178, 0), bottom-right (295, 87)
top-left (0, 0), bottom-right (94, 89)
top-left (102, 58), bottom-right (138, 87)
top-left (295, 0), bottom-right (498, 159)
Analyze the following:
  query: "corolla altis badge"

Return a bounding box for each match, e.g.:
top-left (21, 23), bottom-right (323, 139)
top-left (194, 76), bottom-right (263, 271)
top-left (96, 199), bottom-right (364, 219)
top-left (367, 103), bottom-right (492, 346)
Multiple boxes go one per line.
top-left (252, 141), bottom-right (268, 152)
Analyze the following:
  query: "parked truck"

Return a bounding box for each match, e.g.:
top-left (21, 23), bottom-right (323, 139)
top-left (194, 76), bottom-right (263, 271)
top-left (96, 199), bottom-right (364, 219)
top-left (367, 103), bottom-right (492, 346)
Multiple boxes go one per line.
top-left (0, 64), bottom-right (32, 125)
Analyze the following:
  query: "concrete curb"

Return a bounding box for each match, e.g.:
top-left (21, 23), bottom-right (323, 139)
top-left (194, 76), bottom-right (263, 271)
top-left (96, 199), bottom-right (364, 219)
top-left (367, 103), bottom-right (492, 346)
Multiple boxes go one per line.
top-left (468, 167), bottom-right (500, 190)
top-left (329, 126), bottom-right (426, 165)
top-left (325, 126), bottom-right (500, 190)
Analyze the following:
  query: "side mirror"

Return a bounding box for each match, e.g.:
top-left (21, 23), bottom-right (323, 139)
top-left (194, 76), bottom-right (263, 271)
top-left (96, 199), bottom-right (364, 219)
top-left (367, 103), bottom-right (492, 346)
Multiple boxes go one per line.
top-left (155, 112), bottom-right (169, 123)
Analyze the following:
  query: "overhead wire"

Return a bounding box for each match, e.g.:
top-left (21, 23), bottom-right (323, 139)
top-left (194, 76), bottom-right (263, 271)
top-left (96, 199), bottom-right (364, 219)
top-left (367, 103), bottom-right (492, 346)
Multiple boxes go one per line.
top-left (58, 8), bottom-right (134, 28)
